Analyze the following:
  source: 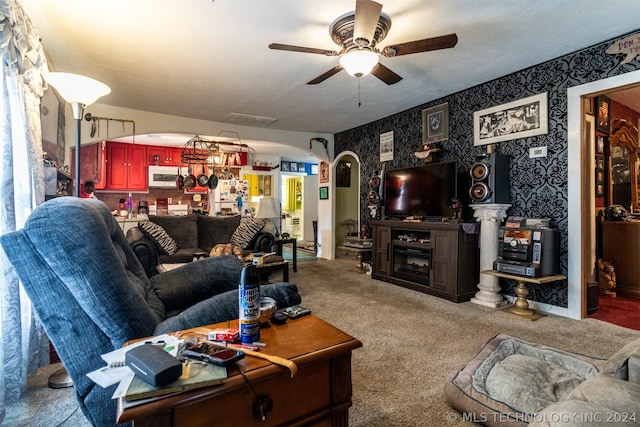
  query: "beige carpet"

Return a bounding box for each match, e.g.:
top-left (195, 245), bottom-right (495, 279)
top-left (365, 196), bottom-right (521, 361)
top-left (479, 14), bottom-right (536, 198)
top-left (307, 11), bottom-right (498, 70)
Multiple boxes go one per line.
top-left (6, 255), bottom-right (640, 426)
top-left (296, 256), bottom-right (640, 427)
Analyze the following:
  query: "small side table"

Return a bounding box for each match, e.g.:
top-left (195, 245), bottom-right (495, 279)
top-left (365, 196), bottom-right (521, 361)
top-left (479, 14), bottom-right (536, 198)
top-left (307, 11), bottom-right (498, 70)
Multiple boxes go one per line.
top-left (274, 238), bottom-right (297, 272)
top-left (482, 270), bottom-right (566, 318)
top-left (338, 246), bottom-right (372, 272)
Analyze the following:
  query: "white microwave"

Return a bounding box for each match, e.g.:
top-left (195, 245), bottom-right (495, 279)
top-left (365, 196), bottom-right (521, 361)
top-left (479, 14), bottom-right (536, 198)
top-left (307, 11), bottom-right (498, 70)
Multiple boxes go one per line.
top-left (148, 166), bottom-right (179, 188)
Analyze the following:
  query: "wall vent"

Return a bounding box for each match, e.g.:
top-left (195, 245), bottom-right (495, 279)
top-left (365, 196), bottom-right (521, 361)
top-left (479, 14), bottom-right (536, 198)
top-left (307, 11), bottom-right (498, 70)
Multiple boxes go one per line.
top-left (227, 113), bottom-right (278, 127)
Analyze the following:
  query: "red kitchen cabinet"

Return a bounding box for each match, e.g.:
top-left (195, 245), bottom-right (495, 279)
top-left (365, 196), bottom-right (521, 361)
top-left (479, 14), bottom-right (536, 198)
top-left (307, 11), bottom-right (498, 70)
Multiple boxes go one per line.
top-left (71, 141), bottom-right (107, 189)
top-left (106, 142), bottom-right (147, 190)
top-left (147, 146), bottom-right (183, 166)
top-left (173, 148), bottom-right (188, 167)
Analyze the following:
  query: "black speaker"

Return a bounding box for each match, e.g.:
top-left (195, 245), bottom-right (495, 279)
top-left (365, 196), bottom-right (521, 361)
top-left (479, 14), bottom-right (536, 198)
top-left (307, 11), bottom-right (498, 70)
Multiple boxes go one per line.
top-left (469, 153), bottom-right (510, 204)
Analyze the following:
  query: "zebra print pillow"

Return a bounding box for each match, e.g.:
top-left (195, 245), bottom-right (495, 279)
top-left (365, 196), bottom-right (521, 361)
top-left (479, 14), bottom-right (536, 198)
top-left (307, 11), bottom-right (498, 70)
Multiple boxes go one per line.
top-left (138, 221), bottom-right (178, 256)
top-left (229, 218), bottom-right (265, 249)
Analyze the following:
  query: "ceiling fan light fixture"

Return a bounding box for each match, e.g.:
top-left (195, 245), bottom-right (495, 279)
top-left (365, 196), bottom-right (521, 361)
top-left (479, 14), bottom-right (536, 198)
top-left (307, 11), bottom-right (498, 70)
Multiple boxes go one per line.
top-left (339, 49), bottom-right (379, 77)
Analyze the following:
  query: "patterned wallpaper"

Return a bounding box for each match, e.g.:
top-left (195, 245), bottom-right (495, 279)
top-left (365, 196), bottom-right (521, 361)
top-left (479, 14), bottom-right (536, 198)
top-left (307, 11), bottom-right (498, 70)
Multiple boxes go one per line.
top-left (335, 29), bottom-right (640, 307)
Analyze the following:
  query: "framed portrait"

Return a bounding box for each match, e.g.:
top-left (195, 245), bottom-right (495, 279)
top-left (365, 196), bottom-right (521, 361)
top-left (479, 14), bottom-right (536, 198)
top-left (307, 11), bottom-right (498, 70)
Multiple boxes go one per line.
top-left (422, 103), bottom-right (449, 144)
top-left (290, 162), bottom-right (298, 172)
top-left (596, 96), bottom-right (610, 134)
top-left (474, 92), bottom-right (548, 146)
top-left (380, 131), bottom-right (394, 161)
top-left (319, 186), bottom-right (328, 200)
top-left (281, 161), bottom-right (289, 172)
top-left (298, 163), bottom-right (305, 173)
top-left (596, 136), bottom-right (605, 155)
top-left (319, 161), bottom-right (329, 183)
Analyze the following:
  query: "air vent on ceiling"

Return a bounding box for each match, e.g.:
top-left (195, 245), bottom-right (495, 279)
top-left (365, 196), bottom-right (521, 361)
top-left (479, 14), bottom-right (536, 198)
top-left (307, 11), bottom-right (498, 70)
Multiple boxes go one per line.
top-left (227, 113), bottom-right (278, 127)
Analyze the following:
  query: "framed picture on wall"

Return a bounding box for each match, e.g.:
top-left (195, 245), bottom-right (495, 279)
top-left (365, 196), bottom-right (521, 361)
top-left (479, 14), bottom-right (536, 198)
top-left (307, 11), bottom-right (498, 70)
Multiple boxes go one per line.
top-left (473, 92), bottom-right (548, 145)
top-left (595, 154), bottom-right (604, 195)
top-left (380, 131), bottom-right (394, 161)
top-left (319, 186), bottom-right (328, 200)
top-left (319, 161), bottom-right (329, 183)
top-left (596, 136), bottom-right (605, 155)
top-left (281, 161), bottom-right (289, 172)
top-left (422, 103), bottom-right (449, 144)
top-left (290, 162), bottom-right (298, 172)
top-left (596, 95), bottom-right (611, 134)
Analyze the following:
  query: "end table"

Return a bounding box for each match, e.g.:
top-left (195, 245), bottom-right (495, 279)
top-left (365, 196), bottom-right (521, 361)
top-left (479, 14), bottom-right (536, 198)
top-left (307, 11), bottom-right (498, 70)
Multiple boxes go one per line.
top-left (273, 238), bottom-right (297, 272)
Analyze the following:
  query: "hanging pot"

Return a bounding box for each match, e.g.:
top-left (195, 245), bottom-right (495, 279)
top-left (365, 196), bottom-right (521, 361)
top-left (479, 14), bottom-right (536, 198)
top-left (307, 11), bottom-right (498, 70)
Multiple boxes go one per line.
top-left (176, 167), bottom-right (184, 190)
top-left (184, 166), bottom-right (196, 189)
top-left (197, 164), bottom-right (209, 187)
top-left (208, 174), bottom-right (219, 190)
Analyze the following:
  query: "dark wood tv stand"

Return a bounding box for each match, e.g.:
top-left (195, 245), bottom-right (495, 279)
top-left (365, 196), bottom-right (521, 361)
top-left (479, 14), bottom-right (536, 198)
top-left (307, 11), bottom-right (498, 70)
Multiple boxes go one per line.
top-left (371, 220), bottom-right (479, 302)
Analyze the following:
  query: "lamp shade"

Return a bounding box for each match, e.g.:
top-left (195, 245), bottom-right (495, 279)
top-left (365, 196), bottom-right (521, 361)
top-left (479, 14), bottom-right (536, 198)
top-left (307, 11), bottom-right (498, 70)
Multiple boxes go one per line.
top-left (255, 197), bottom-right (278, 219)
top-left (339, 49), bottom-right (379, 77)
top-left (44, 72), bottom-right (111, 106)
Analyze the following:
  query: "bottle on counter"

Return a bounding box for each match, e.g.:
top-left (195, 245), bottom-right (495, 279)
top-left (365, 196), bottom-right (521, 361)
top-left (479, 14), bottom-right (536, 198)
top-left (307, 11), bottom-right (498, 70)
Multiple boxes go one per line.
top-left (125, 193), bottom-right (134, 218)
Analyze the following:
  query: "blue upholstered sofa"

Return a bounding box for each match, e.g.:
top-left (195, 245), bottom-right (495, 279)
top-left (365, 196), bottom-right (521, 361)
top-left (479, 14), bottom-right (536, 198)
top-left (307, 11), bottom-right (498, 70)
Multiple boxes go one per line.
top-left (0, 197), bottom-right (301, 426)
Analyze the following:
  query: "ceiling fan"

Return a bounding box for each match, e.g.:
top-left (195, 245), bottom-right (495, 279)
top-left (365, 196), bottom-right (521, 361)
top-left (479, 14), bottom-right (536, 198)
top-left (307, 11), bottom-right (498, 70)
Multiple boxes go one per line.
top-left (269, 0), bottom-right (458, 85)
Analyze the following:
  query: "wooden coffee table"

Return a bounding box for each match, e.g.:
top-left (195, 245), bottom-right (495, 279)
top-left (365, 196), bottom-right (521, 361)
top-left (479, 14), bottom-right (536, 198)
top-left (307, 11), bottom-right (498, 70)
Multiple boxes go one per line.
top-left (116, 315), bottom-right (362, 426)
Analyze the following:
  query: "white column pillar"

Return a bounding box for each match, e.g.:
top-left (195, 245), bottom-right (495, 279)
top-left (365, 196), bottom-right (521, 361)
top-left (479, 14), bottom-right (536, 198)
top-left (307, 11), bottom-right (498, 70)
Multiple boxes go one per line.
top-left (470, 204), bottom-right (511, 308)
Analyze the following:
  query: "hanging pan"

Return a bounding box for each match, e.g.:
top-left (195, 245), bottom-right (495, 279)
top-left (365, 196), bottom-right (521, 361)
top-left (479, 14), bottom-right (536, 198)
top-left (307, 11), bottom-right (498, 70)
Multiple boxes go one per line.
top-left (197, 164), bottom-right (209, 187)
top-left (183, 166), bottom-right (196, 189)
top-left (176, 167), bottom-right (184, 190)
top-left (208, 174), bottom-right (219, 190)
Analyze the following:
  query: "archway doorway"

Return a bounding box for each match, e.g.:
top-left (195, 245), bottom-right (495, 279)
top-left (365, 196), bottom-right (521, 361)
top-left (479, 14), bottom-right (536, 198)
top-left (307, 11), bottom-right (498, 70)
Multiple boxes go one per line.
top-left (568, 69), bottom-right (640, 320)
top-left (333, 152), bottom-right (361, 255)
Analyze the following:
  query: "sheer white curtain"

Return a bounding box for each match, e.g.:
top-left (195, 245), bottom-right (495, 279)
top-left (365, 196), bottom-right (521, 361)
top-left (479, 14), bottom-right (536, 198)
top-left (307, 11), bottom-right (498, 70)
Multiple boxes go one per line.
top-left (0, 0), bottom-right (50, 420)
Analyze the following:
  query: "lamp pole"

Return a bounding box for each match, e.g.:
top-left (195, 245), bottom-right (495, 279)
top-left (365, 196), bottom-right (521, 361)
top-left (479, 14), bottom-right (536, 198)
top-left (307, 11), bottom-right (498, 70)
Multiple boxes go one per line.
top-left (71, 103), bottom-right (83, 196)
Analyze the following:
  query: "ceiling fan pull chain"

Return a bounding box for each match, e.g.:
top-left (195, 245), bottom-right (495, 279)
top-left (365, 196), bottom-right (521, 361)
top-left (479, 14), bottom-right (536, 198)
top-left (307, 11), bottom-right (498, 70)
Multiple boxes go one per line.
top-left (358, 78), bottom-right (362, 108)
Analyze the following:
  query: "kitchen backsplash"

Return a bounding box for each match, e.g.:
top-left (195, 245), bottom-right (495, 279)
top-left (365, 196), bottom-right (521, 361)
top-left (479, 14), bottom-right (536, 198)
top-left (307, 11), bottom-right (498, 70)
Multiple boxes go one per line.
top-left (96, 188), bottom-right (204, 214)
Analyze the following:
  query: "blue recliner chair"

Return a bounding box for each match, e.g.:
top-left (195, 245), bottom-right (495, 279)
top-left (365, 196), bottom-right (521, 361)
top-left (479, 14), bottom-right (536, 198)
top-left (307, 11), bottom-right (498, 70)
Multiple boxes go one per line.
top-left (0, 197), bottom-right (301, 426)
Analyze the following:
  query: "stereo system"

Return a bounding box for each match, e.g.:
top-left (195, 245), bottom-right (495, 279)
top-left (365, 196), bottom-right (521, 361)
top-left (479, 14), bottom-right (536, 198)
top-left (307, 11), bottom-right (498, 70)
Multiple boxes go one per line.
top-left (469, 153), bottom-right (510, 204)
top-left (493, 226), bottom-right (560, 278)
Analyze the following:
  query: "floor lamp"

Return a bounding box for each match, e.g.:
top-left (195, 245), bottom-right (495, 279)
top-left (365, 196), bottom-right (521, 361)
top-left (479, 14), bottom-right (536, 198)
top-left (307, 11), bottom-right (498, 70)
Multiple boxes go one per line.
top-left (255, 197), bottom-right (280, 238)
top-left (44, 72), bottom-right (111, 196)
top-left (41, 72), bottom-right (110, 387)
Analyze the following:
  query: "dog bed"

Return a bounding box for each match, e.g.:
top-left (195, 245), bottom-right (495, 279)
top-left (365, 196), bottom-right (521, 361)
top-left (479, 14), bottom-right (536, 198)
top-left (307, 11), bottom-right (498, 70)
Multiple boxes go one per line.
top-left (444, 334), bottom-right (606, 426)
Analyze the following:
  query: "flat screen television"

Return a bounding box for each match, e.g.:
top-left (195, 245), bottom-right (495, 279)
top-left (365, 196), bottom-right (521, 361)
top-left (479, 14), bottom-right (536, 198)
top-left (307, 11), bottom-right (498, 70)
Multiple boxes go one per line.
top-left (384, 161), bottom-right (458, 220)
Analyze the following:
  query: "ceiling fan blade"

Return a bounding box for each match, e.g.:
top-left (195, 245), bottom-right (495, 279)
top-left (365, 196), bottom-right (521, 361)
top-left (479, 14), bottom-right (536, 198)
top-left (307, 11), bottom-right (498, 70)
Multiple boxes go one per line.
top-left (354, 0), bottom-right (383, 46)
top-left (307, 65), bottom-right (344, 85)
top-left (381, 33), bottom-right (458, 57)
top-left (371, 63), bottom-right (402, 85)
top-left (269, 43), bottom-right (339, 56)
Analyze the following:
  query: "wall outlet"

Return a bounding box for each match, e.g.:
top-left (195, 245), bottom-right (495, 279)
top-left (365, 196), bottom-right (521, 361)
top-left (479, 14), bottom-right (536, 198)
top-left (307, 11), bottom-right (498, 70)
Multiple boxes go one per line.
top-left (529, 146), bottom-right (547, 158)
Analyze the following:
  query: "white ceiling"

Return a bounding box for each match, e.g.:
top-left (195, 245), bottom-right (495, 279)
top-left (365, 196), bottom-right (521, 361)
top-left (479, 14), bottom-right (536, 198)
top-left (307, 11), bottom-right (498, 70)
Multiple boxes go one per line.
top-left (20, 0), bottom-right (640, 160)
